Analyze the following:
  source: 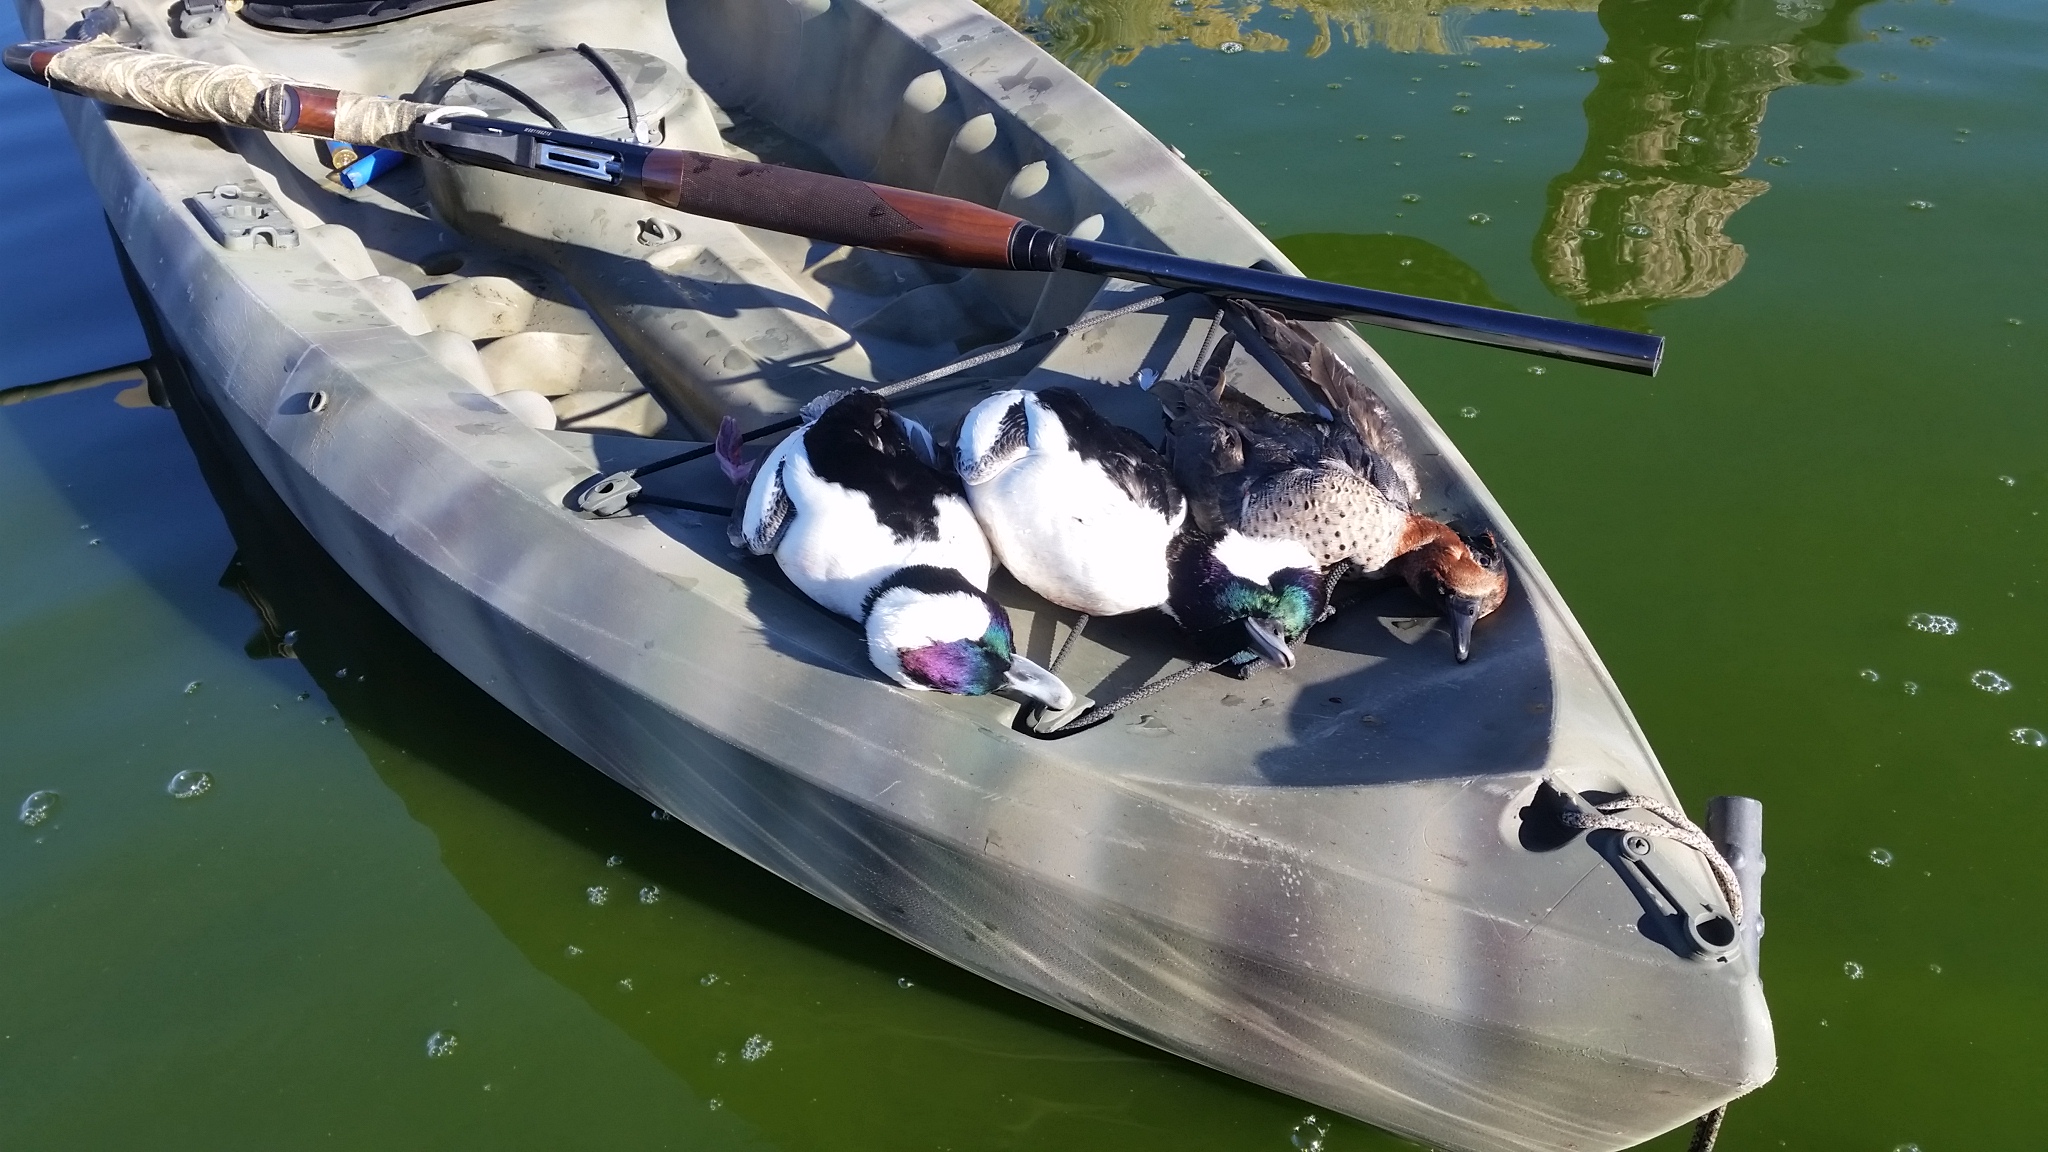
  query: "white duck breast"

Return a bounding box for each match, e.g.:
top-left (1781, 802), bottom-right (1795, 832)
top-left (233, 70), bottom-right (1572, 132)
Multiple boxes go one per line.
top-left (736, 392), bottom-right (991, 621)
top-left (957, 388), bottom-right (1186, 616)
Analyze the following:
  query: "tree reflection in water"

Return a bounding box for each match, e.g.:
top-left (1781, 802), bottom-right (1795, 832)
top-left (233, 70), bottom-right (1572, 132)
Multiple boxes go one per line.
top-left (980, 0), bottom-right (1596, 81)
top-left (1534, 0), bottom-right (1876, 326)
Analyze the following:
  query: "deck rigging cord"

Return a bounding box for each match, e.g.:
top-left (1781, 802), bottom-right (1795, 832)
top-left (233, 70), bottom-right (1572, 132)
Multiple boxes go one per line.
top-left (572, 42), bottom-right (645, 143)
top-left (1558, 795), bottom-right (1745, 925)
top-left (453, 68), bottom-right (562, 128)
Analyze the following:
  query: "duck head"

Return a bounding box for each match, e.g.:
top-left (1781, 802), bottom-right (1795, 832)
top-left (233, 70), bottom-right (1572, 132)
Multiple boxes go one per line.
top-left (1392, 522), bottom-right (1509, 662)
top-left (863, 566), bottom-right (1073, 709)
top-left (1164, 531), bottom-right (1332, 672)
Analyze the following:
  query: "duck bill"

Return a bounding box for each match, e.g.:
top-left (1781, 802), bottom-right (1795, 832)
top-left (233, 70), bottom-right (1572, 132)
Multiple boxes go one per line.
top-left (1001, 656), bottom-right (1075, 712)
top-left (1451, 605), bottom-right (1478, 663)
top-left (1243, 617), bottom-right (1297, 670)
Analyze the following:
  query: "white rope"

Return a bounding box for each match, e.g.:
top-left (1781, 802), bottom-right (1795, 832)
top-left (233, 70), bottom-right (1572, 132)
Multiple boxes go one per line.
top-left (1559, 795), bottom-right (1745, 924)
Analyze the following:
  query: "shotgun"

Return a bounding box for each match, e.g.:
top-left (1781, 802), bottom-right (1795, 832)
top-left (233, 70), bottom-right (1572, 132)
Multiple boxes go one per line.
top-left (6, 35), bottom-right (1662, 375)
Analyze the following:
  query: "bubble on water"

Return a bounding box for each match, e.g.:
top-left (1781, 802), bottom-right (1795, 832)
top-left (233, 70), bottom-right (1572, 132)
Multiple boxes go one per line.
top-left (1326, 82), bottom-right (1342, 90)
top-left (1972, 670), bottom-right (2013, 694)
top-left (1595, 55), bottom-right (1613, 64)
top-left (1903, 681), bottom-right (1920, 695)
top-left (1502, 114), bottom-right (1523, 123)
top-left (2005, 318), bottom-right (2023, 327)
top-left (18, 790), bottom-right (59, 827)
top-left (1399, 258), bottom-right (1414, 267)
top-left (1906, 613), bottom-right (1958, 635)
top-left (1928, 964), bottom-right (1942, 975)
top-left (604, 854), bottom-right (623, 868)
top-left (700, 973), bottom-right (719, 986)
top-left (1859, 669), bottom-right (1880, 682)
top-left (651, 808), bottom-right (672, 821)
top-left (1464, 58), bottom-right (1483, 67)
top-left (638, 885), bottom-right (660, 905)
top-left (2010, 727), bottom-right (2046, 747)
top-left (714, 1051), bottom-right (728, 1065)
top-left (1907, 200), bottom-right (1934, 211)
top-left (86, 538), bottom-right (100, 547)
top-left (296, 692), bottom-right (310, 701)
top-left (1467, 213), bottom-right (1490, 225)
top-left (1623, 223), bottom-right (1652, 237)
top-left (1684, 108), bottom-right (1704, 119)
top-left (183, 680), bottom-right (202, 695)
top-left (1843, 961), bottom-right (1864, 980)
top-left (740, 1034), bottom-right (772, 1061)
top-left (1527, 366), bottom-right (1546, 375)
top-left (618, 978), bottom-right (634, 992)
top-left (1353, 134), bottom-right (1370, 142)
top-left (1390, 134), bottom-right (1406, 141)
top-left (1460, 406), bottom-right (1480, 418)
top-left (1999, 474), bottom-right (2017, 485)
top-left (425, 1031), bottom-right (457, 1058)
top-left (1658, 63), bottom-right (1681, 73)
top-left (1894, 1144), bottom-right (1921, 1152)
top-left (1678, 11), bottom-right (1700, 19)
top-left (897, 977), bottom-right (914, 989)
top-left (1870, 848), bottom-right (1894, 866)
top-left (1401, 193), bottom-right (1421, 203)
top-left (1218, 40), bottom-right (1244, 53)
top-left (1764, 155), bottom-right (1789, 166)
top-left (1451, 105), bottom-right (1469, 114)
top-left (1579, 227), bottom-right (1603, 239)
top-left (166, 770), bottom-right (213, 800)
top-left (565, 945), bottom-right (583, 957)
top-left (708, 1098), bottom-right (723, 1111)
top-left (586, 886), bottom-right (610, 906)
top-left (1290, 1114), bottom-right (1331, 1151)
top-left (334, 668), bottom-right (348, 679)
top-left (1598, 168), bottom-right (1628, 184)
top-left (1459, 151), bottom-right (1476, 159)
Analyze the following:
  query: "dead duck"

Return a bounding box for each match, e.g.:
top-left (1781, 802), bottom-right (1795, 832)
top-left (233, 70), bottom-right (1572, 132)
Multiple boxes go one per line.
top-left (1160, 301), bottom-right (1510, 663)
top-left (724, 390), bottom-right (1073, 707)
top-left (955, 386), bottom-right (1187, 617)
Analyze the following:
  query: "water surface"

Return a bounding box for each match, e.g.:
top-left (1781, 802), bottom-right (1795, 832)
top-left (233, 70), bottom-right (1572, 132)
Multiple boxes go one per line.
top-left (5, 1), bottom-right (2046, 1149)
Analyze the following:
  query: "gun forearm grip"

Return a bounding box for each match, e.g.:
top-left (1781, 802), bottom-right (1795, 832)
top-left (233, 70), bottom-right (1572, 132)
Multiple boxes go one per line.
top-left (637, 150), bottom-right (1062, 272)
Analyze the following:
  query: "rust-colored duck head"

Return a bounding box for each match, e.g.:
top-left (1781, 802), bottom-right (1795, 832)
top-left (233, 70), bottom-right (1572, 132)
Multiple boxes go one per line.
top-left (1392, 521), bottom-right (1509, 662)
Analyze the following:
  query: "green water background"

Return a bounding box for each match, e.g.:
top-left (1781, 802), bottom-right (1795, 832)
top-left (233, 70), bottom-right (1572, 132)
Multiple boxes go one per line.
top-left (3, 0), bottom-right (2044, 1148)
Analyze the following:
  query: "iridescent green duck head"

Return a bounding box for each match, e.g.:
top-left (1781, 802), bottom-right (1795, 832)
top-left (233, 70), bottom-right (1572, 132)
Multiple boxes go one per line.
top-left (1162, 530), bottom-right (1333, 674)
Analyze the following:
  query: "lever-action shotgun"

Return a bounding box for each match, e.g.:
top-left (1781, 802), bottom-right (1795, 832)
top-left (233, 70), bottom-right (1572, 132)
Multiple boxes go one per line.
top-left (7, 35), bottom-right (1662, 374)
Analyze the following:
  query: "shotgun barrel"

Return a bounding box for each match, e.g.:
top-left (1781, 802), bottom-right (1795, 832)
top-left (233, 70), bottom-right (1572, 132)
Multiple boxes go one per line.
top-left (7, 35), bottom-right (1663, 374)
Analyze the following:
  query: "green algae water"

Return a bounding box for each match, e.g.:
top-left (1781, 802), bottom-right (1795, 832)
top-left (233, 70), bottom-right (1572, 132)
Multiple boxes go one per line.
top-left (4, 0), bottom-right (2045, 1148)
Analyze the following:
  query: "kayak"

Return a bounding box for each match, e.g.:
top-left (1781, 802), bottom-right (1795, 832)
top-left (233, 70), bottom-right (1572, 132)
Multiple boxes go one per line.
top-left (18, 0), bottom-right (1773, 1148)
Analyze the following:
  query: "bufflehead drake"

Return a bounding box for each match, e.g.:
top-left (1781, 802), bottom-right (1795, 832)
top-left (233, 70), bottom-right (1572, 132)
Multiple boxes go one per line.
top-left (956, 387), bottom-right (1187, 616)
top-left (1162, 302), bottom-right (1510, 663)
top-left (727, 390), bottom-right (1073, 707)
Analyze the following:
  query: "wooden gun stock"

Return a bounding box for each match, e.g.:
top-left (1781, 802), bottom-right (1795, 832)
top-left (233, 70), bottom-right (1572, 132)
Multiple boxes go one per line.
top-left (635, 150), bottom-right (1056, 271)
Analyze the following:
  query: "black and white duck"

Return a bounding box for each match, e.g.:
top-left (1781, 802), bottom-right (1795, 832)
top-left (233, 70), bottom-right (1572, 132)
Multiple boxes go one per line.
top-left (1160, 301), bottom-right (1511, 665)
top-left (724, 390), bottom-right (1074, 708)
top-left (955, 386), bottom-right (1187, 617)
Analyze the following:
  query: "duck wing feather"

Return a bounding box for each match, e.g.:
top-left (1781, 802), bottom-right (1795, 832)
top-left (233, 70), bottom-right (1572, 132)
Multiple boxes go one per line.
top-left (1225, 300), bottom-right (1420, 506)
